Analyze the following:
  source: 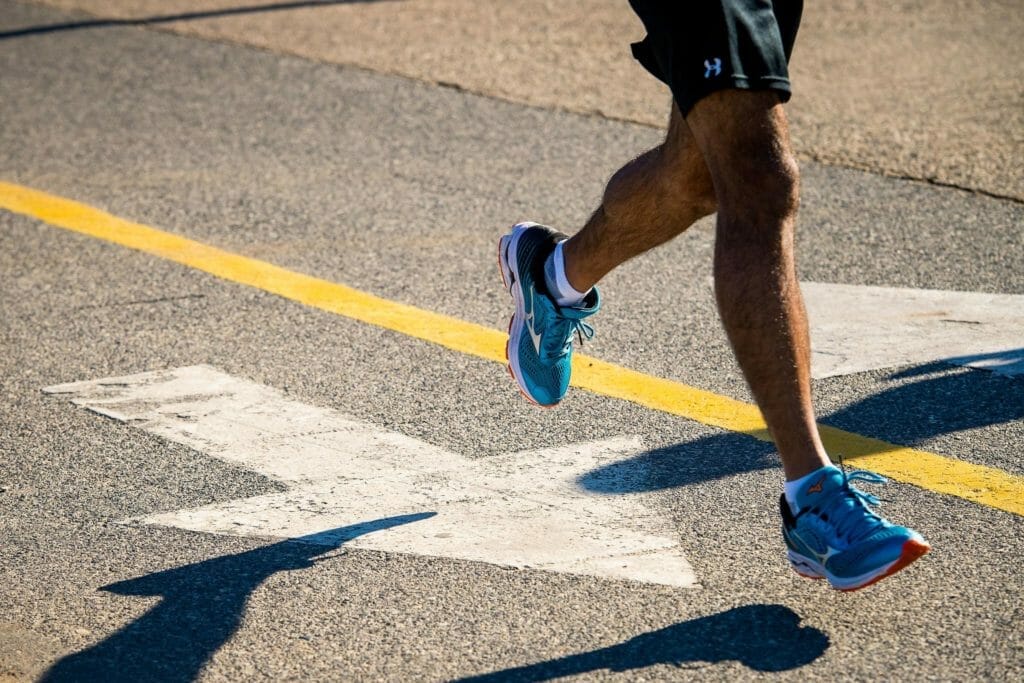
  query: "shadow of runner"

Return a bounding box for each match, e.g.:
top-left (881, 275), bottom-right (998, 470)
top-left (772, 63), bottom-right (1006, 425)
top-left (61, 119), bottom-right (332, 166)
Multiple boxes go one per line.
top-left (578, 431), bottom-right (777, 494)
top-left (454, 604), bottom-right (828, 681)
top-left (579, 361), bottom-right (1024, 493)
top-left (0, 0), bottom-right (402, 40)
top-left (917, 348), bottom-right (1024, 379)
top-left (41, 512), bottom-right (435, 683)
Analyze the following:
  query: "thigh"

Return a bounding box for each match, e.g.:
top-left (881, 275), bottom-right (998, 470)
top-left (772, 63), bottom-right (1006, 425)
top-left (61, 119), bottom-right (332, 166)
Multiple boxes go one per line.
top-left (684, 89), bottom-right (798, 212)
top-left (663, 101), bottom-right (716, 204)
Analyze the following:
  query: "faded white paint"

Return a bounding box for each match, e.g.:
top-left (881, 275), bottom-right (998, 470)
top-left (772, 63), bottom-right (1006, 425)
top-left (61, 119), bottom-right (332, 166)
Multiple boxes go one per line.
top-left (44, 366), bottom-right (697, 588)
top-left (802, 283), bottom-right (1024, 378)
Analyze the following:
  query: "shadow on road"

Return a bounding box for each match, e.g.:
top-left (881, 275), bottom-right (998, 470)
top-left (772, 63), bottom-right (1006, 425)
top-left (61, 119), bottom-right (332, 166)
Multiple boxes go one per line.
top-left (895, 348), bottom-right (1024, 380)
top-left (580, 358), bottom-right (1024, 493)
top-left (40, 512), bottom-right (435, 683)
top-left (0, 0), bottom-right (401, 40)
top-left (454, 604), bottom-right (829, 681)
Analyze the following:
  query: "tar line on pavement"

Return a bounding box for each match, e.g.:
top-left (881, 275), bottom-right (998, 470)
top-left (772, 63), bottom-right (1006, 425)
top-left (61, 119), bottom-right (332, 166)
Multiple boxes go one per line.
top-left (1, 179), bottom-right (1021, 517)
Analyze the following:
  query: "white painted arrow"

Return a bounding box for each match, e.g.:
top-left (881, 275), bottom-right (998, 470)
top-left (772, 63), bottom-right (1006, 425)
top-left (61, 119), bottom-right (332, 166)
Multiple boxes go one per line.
top-left (802, 283), bottom-right (1024, 378)
top-left (44, 366), bottom-right (697, 588)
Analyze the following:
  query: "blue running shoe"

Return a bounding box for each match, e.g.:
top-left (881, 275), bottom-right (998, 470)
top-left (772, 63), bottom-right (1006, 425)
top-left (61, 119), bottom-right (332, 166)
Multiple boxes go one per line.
top-left (498, 222), bottom-right (600, 406)
top-left (781, 465), bottom-right (930, 591)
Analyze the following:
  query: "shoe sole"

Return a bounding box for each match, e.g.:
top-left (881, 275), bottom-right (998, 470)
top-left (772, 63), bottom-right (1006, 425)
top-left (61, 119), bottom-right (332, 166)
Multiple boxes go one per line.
top-left (788, 538), bottom-right (931, 591)
top-left (497, 223), bottom-right (556, 408)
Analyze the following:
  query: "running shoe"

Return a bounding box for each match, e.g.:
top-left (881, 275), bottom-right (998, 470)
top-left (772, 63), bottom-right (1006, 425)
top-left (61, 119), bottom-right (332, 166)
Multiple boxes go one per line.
top-left (781, 465), bottom-right (930, 591)
top-left (498, 222), bottom-right (600, 406)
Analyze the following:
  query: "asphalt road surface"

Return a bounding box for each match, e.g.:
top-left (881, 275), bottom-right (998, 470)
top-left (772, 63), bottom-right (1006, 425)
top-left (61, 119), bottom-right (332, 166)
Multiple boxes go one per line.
top-left (1, 1), bottom-right (1022, 681)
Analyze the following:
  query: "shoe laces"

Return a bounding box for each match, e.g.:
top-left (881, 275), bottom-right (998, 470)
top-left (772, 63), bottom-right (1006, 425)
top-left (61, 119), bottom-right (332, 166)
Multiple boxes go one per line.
top-left (820, 469), bottom-right (890, 544)
top-left (567, 320), bottom-right (596, 350)
top-left (542, 312), bottom-right (595, 360)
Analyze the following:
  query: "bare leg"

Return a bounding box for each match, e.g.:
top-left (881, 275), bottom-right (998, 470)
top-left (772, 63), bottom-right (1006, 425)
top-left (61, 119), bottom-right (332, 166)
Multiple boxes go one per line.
top-left (686, 90), bottom-right (829, 480)
top-left (562, 103), bottom-right (717, 292)
top-left (561, 91), bottom-right (827, 480)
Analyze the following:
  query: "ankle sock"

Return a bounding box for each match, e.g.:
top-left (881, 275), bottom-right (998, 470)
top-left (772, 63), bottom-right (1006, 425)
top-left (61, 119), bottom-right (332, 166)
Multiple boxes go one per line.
top-left (544, 241), bottom-right (590, 307)
top-left (784, 464), bottom-right (836, 515)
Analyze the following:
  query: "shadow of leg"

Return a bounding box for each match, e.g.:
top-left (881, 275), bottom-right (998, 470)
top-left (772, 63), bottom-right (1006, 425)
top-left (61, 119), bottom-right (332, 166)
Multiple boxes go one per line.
top-left (41, 513), bottom-right (435, 683)
top-left (455, 604), bottom-right (829, 682)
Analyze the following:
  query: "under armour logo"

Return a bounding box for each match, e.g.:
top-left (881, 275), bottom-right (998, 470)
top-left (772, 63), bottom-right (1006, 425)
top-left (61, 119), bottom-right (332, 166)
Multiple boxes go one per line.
top-left (704, 58), bottom-right (722, 78)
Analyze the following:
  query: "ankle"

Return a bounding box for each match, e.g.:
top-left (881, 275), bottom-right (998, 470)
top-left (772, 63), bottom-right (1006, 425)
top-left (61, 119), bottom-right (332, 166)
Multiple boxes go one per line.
top-left (544, 241), bottom-right (591, 307)
top-left (782, 453), bottom-right (833, 482)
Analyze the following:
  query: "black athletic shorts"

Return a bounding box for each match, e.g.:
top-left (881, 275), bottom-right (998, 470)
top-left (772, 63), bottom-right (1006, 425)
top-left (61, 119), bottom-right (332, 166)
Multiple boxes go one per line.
top-left (628, 0), bottom-right (803, 115)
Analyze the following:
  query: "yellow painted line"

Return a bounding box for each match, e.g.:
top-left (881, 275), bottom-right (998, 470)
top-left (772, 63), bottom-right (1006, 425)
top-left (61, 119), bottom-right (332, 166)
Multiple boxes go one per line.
top-left (2, 179), bottom-right (1022, 517)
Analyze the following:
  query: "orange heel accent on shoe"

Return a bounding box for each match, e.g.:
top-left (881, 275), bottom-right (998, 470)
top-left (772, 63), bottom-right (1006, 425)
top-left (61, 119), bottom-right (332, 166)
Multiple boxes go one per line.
top-left (840, 539), bottom-right (931, 592)
top-left (497, 242), bottom-right (509, 290)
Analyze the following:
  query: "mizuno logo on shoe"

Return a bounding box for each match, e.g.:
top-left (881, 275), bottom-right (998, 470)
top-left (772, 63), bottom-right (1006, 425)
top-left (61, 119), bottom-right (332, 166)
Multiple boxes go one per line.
top-left (805, 540), bottom-right (840, 565)
top-left (807, 475), bottom-right (826, 494)
top-left (525, 288), bottom-right (543, 353)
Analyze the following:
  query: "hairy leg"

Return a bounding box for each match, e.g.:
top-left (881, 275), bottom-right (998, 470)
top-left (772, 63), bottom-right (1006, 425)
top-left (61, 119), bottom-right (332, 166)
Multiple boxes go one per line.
top-left (686, 90), bottom-right (829, 480)
top-left (561, 103), bottom-right (717, 292)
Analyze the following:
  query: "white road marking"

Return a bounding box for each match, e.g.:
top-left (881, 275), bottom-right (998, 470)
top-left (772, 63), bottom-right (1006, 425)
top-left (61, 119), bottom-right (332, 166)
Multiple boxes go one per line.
top-left (802, 283), bottom-right (1024, 378)
top-left (44, 366), bottom-right (697, 588)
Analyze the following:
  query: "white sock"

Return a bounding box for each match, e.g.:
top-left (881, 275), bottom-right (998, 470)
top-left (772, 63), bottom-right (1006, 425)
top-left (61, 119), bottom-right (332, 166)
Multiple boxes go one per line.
top-left (544, 241), bottom-right (589, 307)
top-left (784, 464), bottom-right (835, 515)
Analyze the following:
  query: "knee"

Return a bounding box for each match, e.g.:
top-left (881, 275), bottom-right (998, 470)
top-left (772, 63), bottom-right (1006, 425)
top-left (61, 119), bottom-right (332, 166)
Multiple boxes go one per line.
top-left (656, 144), bottom-right (718, 219)
top-left (716, 150), bottom-right (800, 246)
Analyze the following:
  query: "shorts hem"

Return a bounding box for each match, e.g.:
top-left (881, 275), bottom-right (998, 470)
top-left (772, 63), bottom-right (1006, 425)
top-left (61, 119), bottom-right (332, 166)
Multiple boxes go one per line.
top-left (675, 78), bottom-right (792, 117)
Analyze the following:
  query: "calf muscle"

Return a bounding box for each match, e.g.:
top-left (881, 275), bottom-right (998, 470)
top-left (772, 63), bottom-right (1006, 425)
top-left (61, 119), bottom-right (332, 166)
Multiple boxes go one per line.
top-left (688, 90), bottom-right (829, 479)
